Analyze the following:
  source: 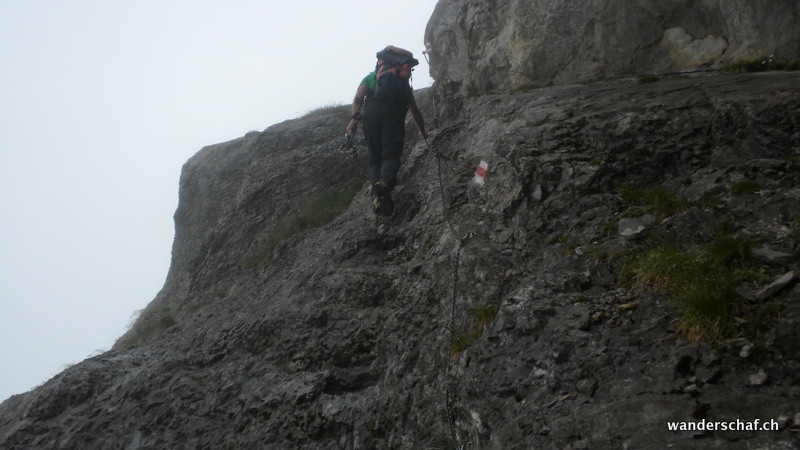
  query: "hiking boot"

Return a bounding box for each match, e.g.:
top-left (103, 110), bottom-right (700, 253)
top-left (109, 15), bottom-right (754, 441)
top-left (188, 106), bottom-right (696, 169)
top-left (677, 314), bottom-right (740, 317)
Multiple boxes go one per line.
top-left (381, 189), bottom-right (394, 217)
top-left (371, 181), bottom-right (394, 217)
top-left (370, 182), bottom-right (384, 214)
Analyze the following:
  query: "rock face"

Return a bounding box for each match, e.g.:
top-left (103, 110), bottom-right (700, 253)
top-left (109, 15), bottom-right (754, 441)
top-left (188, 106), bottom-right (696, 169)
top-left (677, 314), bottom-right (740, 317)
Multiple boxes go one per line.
top-left (425, 0), bottom-right (800, 95)
top-left (113, 113), bottom-right (372, 350)
top-left (2, 2), bottom-right (800, 449)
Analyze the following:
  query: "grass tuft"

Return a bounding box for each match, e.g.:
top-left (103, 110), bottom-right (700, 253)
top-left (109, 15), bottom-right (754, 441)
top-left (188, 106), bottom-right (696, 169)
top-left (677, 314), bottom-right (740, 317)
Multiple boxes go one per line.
top-left (704, 234), bottom-right (755, 268)
top-left (723, 56), bottom-right (800, 73)
top-left (470, 304), bottom-right (499, 332)
top-left (116, 304), bottom-right (177, 349)
top-left (619, 233), bottom-right (768, 341)
top-left (619, 183), bottom-right (691, 219)
top-left (450, 303), bottom-right (500, 357)
top-left (243, 178), bottom-right (364, 268)
top-left (450, 331), bottom-right (480, 356)
top-left (730, 179), bottom-right (761, 196)
top-left (299, 102), bottom-right (348, 119)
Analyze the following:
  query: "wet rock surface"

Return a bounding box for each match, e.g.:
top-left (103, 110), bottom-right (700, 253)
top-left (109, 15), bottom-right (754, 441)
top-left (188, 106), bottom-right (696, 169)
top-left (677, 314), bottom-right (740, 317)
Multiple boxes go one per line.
top-left (1, 69), bottom-right (797, 449)
top-left (6, 0), bottom-right (800, 439)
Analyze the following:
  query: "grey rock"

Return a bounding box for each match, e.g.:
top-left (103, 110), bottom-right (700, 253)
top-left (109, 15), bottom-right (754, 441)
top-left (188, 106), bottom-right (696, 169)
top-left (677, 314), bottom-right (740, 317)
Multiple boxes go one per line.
top-left (740, 344), bottom-right (753, 358)
top-left (696, 366), bottom-right (723, 385)
top-left (618, 214), bottom-right (655, 237)
top-left (748, 369), bottom-right (769, 386)
top-left (756, 271), bottom-right (797, 301)
top-left (699, 346), bottom-right (720, 367)
top-left (425, 0), bottom-right (800, 96)
top-left (576, 379), bottom-right (598, 397)
top-left (753, 247), bottom-right (793, 264)
top-left (683, 383), bottom-right (701, 395)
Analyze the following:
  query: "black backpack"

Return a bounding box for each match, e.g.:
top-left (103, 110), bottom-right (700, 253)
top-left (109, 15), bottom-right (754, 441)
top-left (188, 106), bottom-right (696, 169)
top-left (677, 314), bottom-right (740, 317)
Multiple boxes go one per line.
top-left (372, 46), bottom-right (419, 105)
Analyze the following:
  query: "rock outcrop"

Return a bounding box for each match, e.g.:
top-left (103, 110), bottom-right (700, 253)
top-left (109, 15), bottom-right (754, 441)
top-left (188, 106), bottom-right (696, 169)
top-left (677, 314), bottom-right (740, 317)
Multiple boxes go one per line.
top-left (425, 0), bottom-right (800, 96)
top-left (2, 1), bottom-right (799, 448)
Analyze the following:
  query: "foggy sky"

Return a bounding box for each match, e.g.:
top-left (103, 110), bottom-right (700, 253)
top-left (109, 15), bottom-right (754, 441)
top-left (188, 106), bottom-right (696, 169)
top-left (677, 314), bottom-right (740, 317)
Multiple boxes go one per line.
top-left (0, 0), bottom-right (437, 402)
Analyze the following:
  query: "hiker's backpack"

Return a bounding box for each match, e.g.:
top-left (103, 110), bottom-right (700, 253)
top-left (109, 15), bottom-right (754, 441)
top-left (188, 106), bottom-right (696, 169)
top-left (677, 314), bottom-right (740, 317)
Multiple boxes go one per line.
top-left (372, 46), bottom-right (419, 105)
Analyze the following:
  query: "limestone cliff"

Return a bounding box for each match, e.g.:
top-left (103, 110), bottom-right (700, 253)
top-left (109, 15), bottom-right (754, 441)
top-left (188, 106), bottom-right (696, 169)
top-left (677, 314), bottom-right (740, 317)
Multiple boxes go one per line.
top-left (425, 0), bottom-right (800, 96)
top-left (1, 1), bottom-right (799, 449)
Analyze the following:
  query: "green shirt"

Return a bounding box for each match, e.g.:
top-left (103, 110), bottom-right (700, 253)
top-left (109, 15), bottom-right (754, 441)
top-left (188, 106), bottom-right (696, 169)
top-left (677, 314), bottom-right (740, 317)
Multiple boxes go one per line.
top-left (360, 71), bottom-right (416, 106)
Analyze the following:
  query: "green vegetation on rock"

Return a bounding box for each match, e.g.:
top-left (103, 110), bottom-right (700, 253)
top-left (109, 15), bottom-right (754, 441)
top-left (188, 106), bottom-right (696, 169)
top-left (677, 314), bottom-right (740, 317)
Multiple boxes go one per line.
top-left (299, 102), bottom-right (348, 119)
top-left (619, 183), bottom-right (691, 219)
top-left (723, 56), bottom-right (800, 73)
top-left (730, 179), bottom-right (761, 196)
top-left (244, 178), bottom-right (364, 269)
top-left (450, 303), bottom-right (499, 357)
top-left (619, 233), bottom-right (771, 341)
top-left (117, 303), bottom-right (177, 350)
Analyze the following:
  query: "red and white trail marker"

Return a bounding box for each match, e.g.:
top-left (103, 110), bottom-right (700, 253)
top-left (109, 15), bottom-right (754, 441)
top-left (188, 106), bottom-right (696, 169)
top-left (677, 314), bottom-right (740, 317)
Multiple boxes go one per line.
top-left (473, 160), bottom-right (488, 185)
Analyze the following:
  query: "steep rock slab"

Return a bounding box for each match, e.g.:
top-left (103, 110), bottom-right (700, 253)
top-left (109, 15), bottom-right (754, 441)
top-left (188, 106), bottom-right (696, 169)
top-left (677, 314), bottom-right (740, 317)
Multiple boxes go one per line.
top-left (1, 72), bottom-right (798, 449)
top-left (432, 71), bottom-right (800, 448)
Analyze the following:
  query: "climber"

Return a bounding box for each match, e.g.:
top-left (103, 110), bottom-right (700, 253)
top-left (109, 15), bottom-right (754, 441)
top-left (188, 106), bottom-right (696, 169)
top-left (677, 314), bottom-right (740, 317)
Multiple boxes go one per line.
top-left (346, 45), bottom-right (428, 217)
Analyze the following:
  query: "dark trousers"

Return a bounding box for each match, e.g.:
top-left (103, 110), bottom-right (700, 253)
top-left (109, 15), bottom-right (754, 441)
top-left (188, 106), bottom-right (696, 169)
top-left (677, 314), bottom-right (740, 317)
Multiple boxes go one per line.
top-left (363, 101), bottom-right (407, 189)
